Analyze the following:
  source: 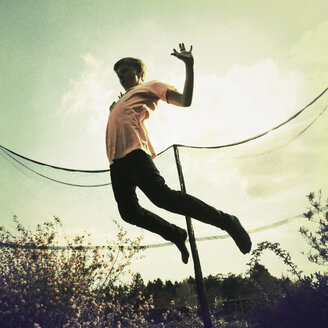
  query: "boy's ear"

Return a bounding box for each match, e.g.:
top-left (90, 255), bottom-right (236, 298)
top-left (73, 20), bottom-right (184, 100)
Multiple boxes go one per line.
top-left (137, 72), bottom-right (144, 81)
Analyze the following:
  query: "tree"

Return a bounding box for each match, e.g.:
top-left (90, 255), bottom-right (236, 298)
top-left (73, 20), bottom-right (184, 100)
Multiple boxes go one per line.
top-left (247, 191), bottom-right (328, 328)
top-left (204, 274), bottom-right (222, 305)
top-left (220, 274), bottom-right (249, 300)
top-left (300, 190), bottom-right (328, 266)
top-left (175, 279), bottom-right (197, 307)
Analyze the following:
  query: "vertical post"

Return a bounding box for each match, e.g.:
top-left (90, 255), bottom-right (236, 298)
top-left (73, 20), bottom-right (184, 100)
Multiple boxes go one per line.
top-left (173, 145), bottom-right (213, 328)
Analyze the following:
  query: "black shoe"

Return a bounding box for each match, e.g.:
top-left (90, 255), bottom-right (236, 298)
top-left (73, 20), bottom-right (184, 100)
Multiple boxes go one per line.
top-left (223, 215), bottom-right (251, 254)
top-left (175, 229), bottom-right (189, 264)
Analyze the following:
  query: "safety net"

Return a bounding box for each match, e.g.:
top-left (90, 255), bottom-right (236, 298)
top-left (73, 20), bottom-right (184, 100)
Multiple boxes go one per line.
top-left (1, 87), bottom-right (327, 281)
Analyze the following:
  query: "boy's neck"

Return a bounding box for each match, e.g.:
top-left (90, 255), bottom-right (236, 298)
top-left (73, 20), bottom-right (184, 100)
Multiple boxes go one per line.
top-left (124, 81), bottom-right (144, 92)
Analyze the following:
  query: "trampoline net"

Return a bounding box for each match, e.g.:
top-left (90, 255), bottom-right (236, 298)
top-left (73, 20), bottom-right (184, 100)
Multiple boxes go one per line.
top-left (1, 88), bottom-right (327, 280)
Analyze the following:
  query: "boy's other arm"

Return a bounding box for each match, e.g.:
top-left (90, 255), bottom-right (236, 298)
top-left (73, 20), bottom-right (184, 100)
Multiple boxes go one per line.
top-left (109, 101), bottom-right (116, 112)
top-left (167, 43), bottom-right (194, 107)
top-left (109, 92), bottom-right (124, 112)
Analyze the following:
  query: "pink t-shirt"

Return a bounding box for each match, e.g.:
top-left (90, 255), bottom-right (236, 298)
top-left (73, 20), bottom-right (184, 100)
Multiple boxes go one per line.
top-left (106, 80), bottom-right (176, 164)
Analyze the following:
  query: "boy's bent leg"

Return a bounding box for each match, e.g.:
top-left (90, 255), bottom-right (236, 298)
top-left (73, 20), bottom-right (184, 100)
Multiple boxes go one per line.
top-left (146, 183), bottom-right (252, 254)
top-left (119, 204), bottom-right (189, 264)
top-left (110, 158), bottom-right (189, 263)
top-left (130, 151), bottom-right (251, 254)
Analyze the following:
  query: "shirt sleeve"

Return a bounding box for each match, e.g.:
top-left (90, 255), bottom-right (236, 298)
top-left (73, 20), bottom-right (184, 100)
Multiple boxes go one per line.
top-left (148, 80), bottom-right (177, 103)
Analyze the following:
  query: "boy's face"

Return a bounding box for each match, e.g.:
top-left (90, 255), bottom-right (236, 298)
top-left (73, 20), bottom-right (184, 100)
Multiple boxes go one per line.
top-left (115, 64), bottom-right (142, 91)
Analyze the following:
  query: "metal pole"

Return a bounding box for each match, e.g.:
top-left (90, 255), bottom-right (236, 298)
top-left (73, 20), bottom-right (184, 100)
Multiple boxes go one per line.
top-left (173, 145), bottom-right (213, 328)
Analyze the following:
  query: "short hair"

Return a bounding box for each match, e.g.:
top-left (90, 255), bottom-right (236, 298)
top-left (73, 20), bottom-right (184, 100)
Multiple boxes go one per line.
top-left (113, 57), bottom-right (146, 81)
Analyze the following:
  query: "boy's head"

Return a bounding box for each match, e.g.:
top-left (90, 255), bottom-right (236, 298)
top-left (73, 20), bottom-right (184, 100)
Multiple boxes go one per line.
top-left (114, 57), bottom-right (146, 90)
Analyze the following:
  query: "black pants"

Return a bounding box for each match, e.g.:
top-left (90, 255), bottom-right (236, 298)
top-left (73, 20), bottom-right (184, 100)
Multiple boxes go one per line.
top-left (110, 149), bottom-right (230, 243)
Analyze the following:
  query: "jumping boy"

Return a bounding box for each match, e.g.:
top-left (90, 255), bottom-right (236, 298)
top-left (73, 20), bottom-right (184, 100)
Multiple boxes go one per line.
top-left (106, 43), bottom-right (251, 264)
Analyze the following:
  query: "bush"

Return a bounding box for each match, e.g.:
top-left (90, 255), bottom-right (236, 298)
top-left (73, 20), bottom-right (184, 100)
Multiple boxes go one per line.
top-left (0, 216), bottom-right (260, 327)
top-left (300, 190), bottom-right (328, 265)
top-left (247, 191), bottom-right (328, 328)
top-left (251, 273), bottom-right (328, 328)
top-left (0, 215), bottom-right (155, 328)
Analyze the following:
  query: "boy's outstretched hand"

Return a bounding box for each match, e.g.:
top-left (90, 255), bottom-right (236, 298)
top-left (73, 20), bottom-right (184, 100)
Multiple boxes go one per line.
top-left (167, 43), bottom-right (194, 107)
top-left (171, 43), bottom-right (193, 65)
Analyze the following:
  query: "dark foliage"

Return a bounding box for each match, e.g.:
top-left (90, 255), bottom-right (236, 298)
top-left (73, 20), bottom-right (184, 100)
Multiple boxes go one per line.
top-left (251, 273), bottom-right (328, 328)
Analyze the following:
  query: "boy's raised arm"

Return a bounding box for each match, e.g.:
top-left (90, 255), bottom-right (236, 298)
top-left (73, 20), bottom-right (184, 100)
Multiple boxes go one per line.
top-left (167, 43), bottom-right (194, 107)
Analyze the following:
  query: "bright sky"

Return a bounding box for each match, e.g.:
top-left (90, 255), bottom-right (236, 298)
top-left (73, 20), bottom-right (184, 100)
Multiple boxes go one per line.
top-left (1, 0), bottom-right (328, 282)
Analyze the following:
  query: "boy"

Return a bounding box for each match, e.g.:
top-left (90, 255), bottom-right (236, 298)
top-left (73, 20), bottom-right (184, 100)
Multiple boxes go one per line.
top-left (106, 43), bottom-right (251, 264)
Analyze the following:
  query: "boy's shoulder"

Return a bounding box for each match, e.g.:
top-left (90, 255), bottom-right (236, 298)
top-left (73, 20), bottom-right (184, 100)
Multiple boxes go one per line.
top-left (139, 80), bottom-right (162, 88)
top-left (131, 81), bottom-right (176, 101)
top-left (138, 80), bottom-right (175, 91)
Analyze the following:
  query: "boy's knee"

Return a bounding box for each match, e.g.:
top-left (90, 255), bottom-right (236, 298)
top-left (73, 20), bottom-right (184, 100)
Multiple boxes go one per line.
top-left (148, 186), bottom-right (177, 208)
top-left (118, 204), bottom-right (141, 224)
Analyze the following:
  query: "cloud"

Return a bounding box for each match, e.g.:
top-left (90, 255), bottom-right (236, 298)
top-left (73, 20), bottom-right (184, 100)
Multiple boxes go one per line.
top-left (58, 53), bottom-right (114, 134)
top-left (149, 58), bottom-right (326, 214)
top-left (290, 18), bottom-right (328, 89)
top-left (148, 58), bottom-right (306, 152)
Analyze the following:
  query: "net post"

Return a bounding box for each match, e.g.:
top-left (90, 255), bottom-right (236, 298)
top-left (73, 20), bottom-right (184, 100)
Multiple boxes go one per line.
top-left (173, 145), bottom-right (213, 328)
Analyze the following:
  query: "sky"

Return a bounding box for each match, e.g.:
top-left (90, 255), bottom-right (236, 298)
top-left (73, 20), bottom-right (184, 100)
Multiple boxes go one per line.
top-left (1, 0), bottom-right (328, 283)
